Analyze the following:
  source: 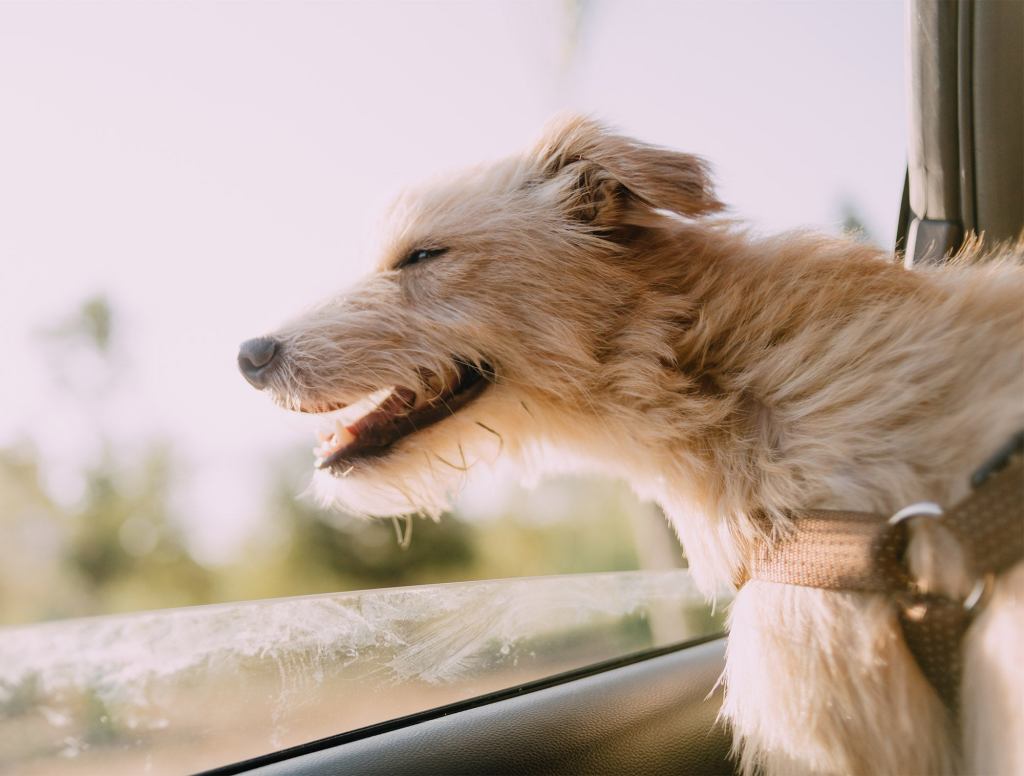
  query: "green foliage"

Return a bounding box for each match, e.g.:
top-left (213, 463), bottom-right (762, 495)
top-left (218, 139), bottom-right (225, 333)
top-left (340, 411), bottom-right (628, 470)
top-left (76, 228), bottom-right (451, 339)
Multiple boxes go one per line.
top-left (1, 294), bottom-right (213, 623)
top-left (286, 510), bottom-right (476, 588)
top-left (457, 478), bottom-right (644, 579)
top-left (225, 454), bottom-right (480, 598)
top-left (66, 444), bottom-right (214, 615)
top-left (43, 295), bottom-right (114, 354)
top-left (0, 443), bottom-right (214, 622)
top-left (220, 450), bottom-right (655, 602)
top-left (0, 446), bottom-right (80, 623)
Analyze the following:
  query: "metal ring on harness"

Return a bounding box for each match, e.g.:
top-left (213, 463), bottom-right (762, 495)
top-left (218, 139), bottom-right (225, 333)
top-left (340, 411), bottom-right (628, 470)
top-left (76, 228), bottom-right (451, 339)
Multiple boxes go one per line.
top-left (887, 500), bottom-right (993, 613)
top-left (888, 501), bottom-right (944, 525)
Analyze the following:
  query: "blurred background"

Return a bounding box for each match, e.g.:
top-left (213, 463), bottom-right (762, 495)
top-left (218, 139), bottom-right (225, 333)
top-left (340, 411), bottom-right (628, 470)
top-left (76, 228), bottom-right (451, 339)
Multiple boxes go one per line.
top-left (0, 0), bottom-right (904, 625)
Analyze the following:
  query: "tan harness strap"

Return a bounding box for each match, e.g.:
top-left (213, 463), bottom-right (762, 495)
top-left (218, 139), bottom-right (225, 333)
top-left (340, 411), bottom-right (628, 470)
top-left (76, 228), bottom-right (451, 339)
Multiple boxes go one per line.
top-left (742, 510), bottom-right (900, 593)
top-left (946, 453), bottom-right (1024, 578)
top-left (741, 451), bottom-right (1023, 714)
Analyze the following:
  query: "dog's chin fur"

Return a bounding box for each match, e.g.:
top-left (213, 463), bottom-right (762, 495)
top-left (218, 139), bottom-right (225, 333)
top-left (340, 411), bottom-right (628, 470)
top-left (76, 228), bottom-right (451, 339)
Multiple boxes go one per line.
top-left (306, 391), bottom-right (678, 529)
top-left (246, 116), bottom-right (1024, 776)
top-left (308, 392), bottom-right (525, 517)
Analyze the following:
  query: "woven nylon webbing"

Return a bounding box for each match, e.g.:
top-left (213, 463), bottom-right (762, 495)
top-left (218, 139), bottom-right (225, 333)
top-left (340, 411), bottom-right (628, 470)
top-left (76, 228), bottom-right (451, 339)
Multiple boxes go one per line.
top-left (742, 455), bottom-right (1023, 712)
top-left (940, 457), bottom-right (1024, 578)
top-left (743, 510), bottom-right (902, 592)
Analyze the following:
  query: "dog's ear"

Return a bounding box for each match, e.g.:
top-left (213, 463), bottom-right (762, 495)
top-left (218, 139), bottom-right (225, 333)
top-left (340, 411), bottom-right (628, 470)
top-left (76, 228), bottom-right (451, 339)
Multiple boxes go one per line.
top-left (533, 115), bottom-right (723, 228)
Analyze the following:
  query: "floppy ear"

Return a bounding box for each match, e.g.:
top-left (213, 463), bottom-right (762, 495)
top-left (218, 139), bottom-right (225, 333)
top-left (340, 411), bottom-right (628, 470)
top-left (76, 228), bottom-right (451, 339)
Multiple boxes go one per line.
top-left (533, 115), bottom-right (723, 228)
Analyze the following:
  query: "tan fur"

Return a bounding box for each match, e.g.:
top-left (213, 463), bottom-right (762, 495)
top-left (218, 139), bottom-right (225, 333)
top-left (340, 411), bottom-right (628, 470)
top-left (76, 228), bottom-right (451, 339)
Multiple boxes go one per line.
top-left (251, 117), bottom-right (1024, 775)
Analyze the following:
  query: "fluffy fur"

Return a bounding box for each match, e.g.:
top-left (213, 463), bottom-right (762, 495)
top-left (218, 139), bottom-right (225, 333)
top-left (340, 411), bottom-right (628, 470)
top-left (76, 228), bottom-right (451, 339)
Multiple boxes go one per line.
top-left (249, 117), bottom-right (1024, 775)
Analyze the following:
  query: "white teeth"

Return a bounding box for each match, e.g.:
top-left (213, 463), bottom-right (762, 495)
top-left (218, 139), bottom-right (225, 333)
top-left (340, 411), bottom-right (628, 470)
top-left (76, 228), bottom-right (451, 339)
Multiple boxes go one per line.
top-left (340, 387), bottom-right (395, 423)
top-left (334, 422), bottom-right (355, 446)
top-left (312, 421), bottom-right (356, 462)
top-left (311, 387), bottom-right (393, 462)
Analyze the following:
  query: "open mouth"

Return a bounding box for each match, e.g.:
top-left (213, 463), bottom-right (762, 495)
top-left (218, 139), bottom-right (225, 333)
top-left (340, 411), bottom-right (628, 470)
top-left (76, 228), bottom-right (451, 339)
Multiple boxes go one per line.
top-left (311, 360), bottom-right (492, 472)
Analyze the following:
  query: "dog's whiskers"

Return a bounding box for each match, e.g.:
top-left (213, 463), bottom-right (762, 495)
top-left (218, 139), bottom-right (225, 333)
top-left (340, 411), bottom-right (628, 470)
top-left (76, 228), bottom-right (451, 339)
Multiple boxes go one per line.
top-left (475, 421), bottom-right (504, 455)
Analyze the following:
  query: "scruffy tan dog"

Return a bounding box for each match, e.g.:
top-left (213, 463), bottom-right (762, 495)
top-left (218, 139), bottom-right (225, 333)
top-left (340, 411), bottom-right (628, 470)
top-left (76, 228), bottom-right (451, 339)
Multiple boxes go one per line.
top-left (239, 117), bottom-right (1024, 775)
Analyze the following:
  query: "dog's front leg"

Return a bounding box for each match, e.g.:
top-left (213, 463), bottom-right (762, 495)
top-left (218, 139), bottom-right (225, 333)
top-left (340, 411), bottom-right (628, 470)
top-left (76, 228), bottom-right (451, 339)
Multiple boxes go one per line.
top-left (722, 581), bottom-right (957, 776)
top-left (962, 562), bottom-right (1024, 775)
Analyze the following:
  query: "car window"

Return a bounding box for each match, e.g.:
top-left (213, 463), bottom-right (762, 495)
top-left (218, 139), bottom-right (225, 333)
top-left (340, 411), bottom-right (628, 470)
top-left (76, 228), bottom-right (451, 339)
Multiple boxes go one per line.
top-left (0, 571), bottom-right (723, 775)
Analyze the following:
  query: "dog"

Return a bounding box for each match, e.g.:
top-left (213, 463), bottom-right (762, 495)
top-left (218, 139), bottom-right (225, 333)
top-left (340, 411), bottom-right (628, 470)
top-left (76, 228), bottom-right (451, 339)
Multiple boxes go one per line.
top-left (238, 116), bottom-right (1024, 775)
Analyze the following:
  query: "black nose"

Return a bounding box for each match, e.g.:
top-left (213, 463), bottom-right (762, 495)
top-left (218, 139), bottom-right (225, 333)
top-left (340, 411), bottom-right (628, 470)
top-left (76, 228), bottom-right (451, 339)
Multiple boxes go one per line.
top-left (238, 337), bottom-right (279, 388)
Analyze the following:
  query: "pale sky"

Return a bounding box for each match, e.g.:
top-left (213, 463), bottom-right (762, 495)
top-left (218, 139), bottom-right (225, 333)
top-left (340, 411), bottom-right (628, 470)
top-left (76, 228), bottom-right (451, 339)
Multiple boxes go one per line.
top-left (0, 0), bottom-right (905, 562)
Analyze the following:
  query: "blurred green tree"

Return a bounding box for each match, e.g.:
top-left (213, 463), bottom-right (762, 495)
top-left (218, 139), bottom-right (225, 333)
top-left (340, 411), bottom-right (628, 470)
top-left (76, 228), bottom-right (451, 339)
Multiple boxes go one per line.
top-left (0, 296), bottom-right (213, 624)
top-left (221, 452), bottom-right (660, 600)
top-left (66, 442), bottom-right (213, 615)
top-left (222, 451), bottom-right (478, 599)
top-left (0, 445), bottom-right (81, 622)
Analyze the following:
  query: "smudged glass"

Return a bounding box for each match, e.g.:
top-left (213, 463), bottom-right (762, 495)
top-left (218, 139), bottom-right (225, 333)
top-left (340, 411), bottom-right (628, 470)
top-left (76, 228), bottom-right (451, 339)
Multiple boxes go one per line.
top-left (0, 570), bottom-right (724, 775)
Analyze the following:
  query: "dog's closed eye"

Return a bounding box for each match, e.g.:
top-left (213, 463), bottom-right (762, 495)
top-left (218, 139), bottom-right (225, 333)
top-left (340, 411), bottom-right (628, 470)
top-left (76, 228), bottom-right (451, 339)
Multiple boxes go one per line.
top-left (397, 247), bottom-right (449, 269)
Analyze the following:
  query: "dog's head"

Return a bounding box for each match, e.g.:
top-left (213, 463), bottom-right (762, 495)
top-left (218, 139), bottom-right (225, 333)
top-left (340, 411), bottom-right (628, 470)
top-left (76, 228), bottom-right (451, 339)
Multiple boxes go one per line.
top-left (238, 116), bottom-right (722, 515)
